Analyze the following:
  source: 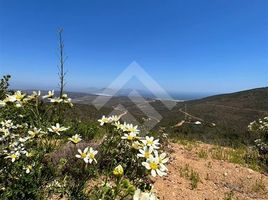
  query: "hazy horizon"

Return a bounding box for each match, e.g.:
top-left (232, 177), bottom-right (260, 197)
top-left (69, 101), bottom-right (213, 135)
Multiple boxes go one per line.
top-left (8, 84), bottom-right (268, 101)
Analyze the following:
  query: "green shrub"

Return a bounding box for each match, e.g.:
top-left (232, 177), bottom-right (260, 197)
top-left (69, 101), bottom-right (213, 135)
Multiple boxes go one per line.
top-left (248, 116), bottom-right (268, 171)
top-left (0, 89), bottom-right (167, 199)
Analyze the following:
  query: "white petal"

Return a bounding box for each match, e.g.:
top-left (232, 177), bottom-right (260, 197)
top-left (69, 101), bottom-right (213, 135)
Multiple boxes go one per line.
top-left (151, 169), bottom-right (156, 177)
top-left (160, 163), bottom-right (168, 171)
top-left (162, 158), bottom-right (169, 163)
top-left (137, 153), bottom-right (143, 157)
top-left (84, 147), bottom-right (89, 153)
top-left (160, 152), bottom-right (166, 159)
top-left (142, 162), bottom-right (150, 170)
top-left (156, 169), bottom-right (166, 176)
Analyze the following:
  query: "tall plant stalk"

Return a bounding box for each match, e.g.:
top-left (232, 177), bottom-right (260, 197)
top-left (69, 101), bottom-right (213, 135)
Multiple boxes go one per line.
top-left (57, 28), bottom-right (67, 122)
top-left (58, 28), bottom-right (67, 98)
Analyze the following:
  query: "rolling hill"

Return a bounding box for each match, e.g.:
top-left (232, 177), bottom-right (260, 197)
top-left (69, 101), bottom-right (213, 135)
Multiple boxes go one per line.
top-left (69, 87), bottom-right (268, 146)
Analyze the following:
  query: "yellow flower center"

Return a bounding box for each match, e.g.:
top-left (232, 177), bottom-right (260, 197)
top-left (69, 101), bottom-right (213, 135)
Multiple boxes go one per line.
top-left (144, 152), bottom-right (150, 158)
top-left (150, 162), bottom-right (158, 170)
top-left (127, 135), bottom-right (133, 140)
top-left (15, 94), bottom-right (23, 100)
top-left (81, 153), bottom-right (87, 158)
top-left (54, 128), bottom-right (60, 132)
top-left (72, 138), bottom-right (80, 143)
top-left (11, 154), bottom-right (17, 159)
top-left (147, 140), bottom-right (153, 145)
top-left (89, 153), bottom-right (95, 159)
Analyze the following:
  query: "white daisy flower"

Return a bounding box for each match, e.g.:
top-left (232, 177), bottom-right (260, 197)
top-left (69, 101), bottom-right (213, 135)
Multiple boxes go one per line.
top-left (133, 188), bottom-right (158, 200)
top-left (5, 95), bottom-right (16, 102)
top-left (109, 115), bottom-right (120, 122)
top-left (137, 146), bottom-right (154, 159)
top-left (142, 155), bottom-right (167, 177)
top-left (154, 151), bottom-right (169, 165)
top-left (50, 97), bottom-right (63, 103)
top-left (68, 134), bottom-right (82, 144)
top-left (24, 91), bottom-right (41, 101)
top-left (88, 147), bottom-right (98, 164)
top-left (5, 151), bottom-right (20, 162)
top-left (5, 91), bottom-right (25, 103)
top-left (75, 147), bottom-right (98, 164)
top-left (113, 121), bottom-right (122, 129)
top-left (14, 91), bottom-right (25, 101)
top-left (28, 127), bottom-right (42, 138)
top-left (132, 141), bottom-right (143, 150)
top-left (125, 124), bottom-right (139, 134)
top-left (121, 132), bottom-right (137, 141)
top-left (42, 90), bottom-right (54, 99)
top-left (63, 98), bottom-right (73, 106)
top-left (141, 136), bottom-right (160, 149)
top-left (1, 119), bottom-right (14, 128)
top-left (98, 115), bottom-right (111, 126)
top-left (119, 122), bottom-right (129, 132)
top-left (76, 147), bottom-right (90, 163)
top-left (48, 123), bottom-right (69, 135)
top-left (24, 164), bottom-right (34, 174)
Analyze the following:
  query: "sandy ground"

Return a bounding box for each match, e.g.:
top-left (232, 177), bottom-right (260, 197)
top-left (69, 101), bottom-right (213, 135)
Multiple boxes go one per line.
top-left (153, 143), bottom-right (268, 200)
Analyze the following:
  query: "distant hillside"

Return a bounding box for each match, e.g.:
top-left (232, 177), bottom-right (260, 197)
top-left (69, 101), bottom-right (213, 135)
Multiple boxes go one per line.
top-left (193, 87), bottom-right (268, 111)
top-left (65, 87), bottom-right (268, 146)
top-left (185, 87), bottom-right (268, 124)
top-left (160, 87), bottom-right (268, 145)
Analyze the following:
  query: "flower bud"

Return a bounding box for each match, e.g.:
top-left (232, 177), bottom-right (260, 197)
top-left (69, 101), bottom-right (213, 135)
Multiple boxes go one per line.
top-left (113, 164), bottom-right (124, 176)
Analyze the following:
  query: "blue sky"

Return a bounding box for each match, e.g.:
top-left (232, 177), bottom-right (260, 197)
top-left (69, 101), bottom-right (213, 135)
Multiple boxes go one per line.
top-left (0, 0), bottom-right (267, 95)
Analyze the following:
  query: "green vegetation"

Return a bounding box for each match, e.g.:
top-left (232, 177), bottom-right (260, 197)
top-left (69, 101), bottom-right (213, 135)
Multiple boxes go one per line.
top-left (224, 191), bottom-right (234, 200)
top-left (189, 170), bottom-right (200, 190)
top-left (197, 149), bottom-right (208, 159)
top-left (209, 146), bottom-right (261, 171)
top-left (0, 61), bottom-right (267, 199)
top-left (157, 87), bottom-right (268, 147)
top-left (0, 75), bottom-right (11, 100)
top-left (66, 87), bottom-right (268, 147)
top-left (179, 164), bottom-right (200, 190)
top-left (0, 76), bottom-right (168, 199)
top-left (251, 178), bottom-right (266, 193)
top-left (248, 115), bottom-right (268, 171)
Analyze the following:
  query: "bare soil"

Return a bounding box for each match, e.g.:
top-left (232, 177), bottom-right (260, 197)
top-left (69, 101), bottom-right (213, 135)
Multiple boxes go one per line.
top-left (153, 143), bottom-right (268, 200)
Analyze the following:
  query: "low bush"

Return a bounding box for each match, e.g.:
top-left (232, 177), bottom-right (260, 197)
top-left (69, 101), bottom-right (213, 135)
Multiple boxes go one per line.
top-left (248, 116), bottom-right (268, 171)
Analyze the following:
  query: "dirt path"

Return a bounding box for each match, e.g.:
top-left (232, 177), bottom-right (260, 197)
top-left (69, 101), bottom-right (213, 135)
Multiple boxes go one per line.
top-left (154, 143), bottom-right (268, 200)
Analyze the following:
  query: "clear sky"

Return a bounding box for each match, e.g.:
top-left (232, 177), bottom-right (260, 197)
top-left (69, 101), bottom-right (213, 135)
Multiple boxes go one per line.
top-left (0, 0), bottom-right (267, 95)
